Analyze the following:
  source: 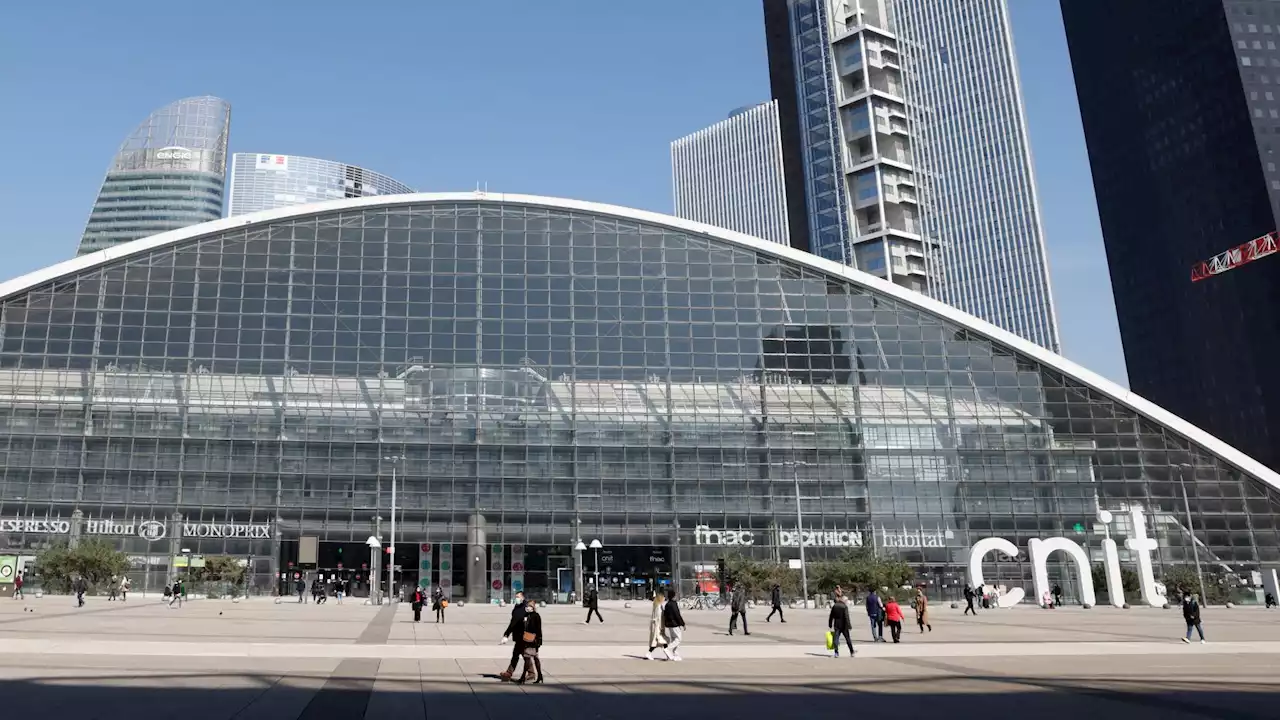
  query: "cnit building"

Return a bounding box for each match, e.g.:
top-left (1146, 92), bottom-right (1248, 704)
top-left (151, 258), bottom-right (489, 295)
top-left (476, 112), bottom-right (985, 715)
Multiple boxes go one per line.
top-left (1, 194), bottom-right (1279, 603)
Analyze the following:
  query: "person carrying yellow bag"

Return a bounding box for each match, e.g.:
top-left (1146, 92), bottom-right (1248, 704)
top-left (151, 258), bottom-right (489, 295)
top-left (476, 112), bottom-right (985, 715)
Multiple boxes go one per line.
top-left (827, 593), bottom-right (855, 658)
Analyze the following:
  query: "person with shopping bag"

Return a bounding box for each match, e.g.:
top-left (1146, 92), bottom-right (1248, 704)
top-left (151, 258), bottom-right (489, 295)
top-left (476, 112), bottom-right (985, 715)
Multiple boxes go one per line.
top-left (827, 592), bottom-right (855, 657)
top-left (515, 598), bottom-right (544, 684)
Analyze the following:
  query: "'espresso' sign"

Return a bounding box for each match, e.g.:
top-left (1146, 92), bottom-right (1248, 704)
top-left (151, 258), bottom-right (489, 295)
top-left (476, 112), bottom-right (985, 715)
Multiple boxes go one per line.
top-left (0, 516), bottom-right (270, 543)
top-left (0, 518), bottom-right (71, 534)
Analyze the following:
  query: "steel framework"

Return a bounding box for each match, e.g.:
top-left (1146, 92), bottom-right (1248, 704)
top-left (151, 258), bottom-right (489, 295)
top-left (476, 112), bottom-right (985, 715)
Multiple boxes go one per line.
top-left (1190, 231), bottom-right (1278, 282)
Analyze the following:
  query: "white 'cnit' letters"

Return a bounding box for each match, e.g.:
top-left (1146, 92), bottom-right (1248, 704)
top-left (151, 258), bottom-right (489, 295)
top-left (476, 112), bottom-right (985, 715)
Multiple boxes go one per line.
top-left (967, 507), bottom-right (1167, 608)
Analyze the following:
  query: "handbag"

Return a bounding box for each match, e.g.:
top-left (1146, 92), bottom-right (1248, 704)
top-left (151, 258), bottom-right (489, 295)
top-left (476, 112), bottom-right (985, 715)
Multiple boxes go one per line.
top-left (442, 599), bottom-right (449, 608)
top-left (522, 630), bottom-right (537, 643)
top-left (825, 631), bottom-right (835, 651)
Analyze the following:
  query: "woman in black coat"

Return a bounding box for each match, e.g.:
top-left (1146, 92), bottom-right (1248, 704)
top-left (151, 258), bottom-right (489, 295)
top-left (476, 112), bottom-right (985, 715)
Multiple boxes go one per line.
top-left (516, 599), bottom-right (544, 684)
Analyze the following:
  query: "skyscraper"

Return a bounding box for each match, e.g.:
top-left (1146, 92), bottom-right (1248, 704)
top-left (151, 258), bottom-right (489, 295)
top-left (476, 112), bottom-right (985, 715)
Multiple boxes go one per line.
top-left (671, 101), bottom-right (791, 245)
top-left (763, 0), bottom-right (1060, 351)
top-left (78, 96), bottom-right (230, 256)
top-left (227, 154), bottom-right (415, 217)
top-left (1061, 0), bottom-right (1280, 472)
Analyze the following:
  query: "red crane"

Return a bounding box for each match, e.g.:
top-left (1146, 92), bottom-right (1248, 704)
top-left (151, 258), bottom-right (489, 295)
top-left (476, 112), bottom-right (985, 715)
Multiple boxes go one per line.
top-left (1191, 231), bottom-right (1279, 282)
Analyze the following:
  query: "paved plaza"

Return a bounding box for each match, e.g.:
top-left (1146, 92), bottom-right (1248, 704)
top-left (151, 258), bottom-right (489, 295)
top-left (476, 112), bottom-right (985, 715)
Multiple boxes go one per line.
top-left (0, 595), bottom-right (1278, 718)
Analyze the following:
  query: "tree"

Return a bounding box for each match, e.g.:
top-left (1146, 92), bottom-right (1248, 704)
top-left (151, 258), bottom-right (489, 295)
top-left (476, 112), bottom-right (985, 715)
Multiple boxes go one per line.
top-left (805, 548), bottom-right (916, 597)
top-left (1160, 565), bottom-right (1243, 605)
top-left (1091, 564), bottom-right (1140, 601)
top-left (191, 555), bottom-right (247, 598)
top-left (34, 540), bottom-right (130, 594)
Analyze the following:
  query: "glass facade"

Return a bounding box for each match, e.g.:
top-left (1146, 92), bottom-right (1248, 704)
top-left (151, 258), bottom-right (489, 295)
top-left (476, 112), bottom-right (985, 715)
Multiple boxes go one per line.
top-left (763, 0), bottom-right (1060, 351)
top-left (4, 195), bottom-right (1280, 603)
top-left (227, 154), bottom-right (415, 217)
top-left (78, 97), bottom-right (231, 256)
top-left (1062, 0), bottom-right (1280, 475)
top-left (671, 101), bottom-right (791, 246)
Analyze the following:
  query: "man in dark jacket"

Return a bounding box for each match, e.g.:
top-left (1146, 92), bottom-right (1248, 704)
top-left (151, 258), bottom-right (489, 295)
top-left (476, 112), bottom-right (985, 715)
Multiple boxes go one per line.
top-left (728, 584), bottom-right (750, 636)
top-left (865, 588), bottom-right (885, 642)
top-left (72, 575), bottom-right (87, 607)
top-left (662, 589), bottom-right (686, 661)
top-left (585, 584), bottom-right (603, 623)
top-left (766, 583), bottom-right (785, 623)
top-left (828, 594), bottom-right (855, 657)
top-left (500, 591), bottom-right (528, 680)
top-left (963, 584), bottom-right (976, 615)
top-left (1181, 592), bottom-right (1205, 643)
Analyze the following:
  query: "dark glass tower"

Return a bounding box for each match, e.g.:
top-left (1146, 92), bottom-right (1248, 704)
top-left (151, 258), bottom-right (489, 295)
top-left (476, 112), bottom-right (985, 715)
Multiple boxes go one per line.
top-left (1061, 0), bottom-right (1280, 471)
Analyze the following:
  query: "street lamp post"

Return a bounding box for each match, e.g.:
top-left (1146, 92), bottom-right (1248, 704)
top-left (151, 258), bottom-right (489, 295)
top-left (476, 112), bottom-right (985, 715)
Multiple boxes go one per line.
top-left (1177, 463), bottom-right (1208, 604)
top-left (792, 463), bottom-right (809, 609)
top-left (365, 535), bottom-right (382, 605)
top-left (589, 539), bottom-right (602, 591)
top-left (383, 454), bottom-right (404, 602)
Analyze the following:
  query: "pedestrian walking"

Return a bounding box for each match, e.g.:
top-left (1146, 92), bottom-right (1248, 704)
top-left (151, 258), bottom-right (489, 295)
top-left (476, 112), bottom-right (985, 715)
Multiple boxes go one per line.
top-left (645, 591), bottom-right (669, 660)
top-left (963, 584), bottom-right (976, 615)
top-left (13, 572), bottom-right (23, 600)
top-left (914, 588), bottom-right (932, 633)
top-left (662, 589), bottom-right (685, 661)
top-left (335, 579), bottom-right (345, 604)
top-left (728, 584), bottom-right (750, 636)
top-left (865, 588), bottom-right (885, 642)
top-left (1266, 592), bottom-right (1277, 609)
top-left (72, 575), bottom-right (87, 607)
top-left (107, 574), bottom-right (119, 601)
top-left (1181, 592), bottom-right (1205, 644)
top-left (500, 591), bottom-right (529, 681)
top-left (828, 593), bottom-right (855, 657)
top-left (884, 596), bottom-right (905, 643)
top-left (1052, 583), bottom-right (1063, 608)
top-left (433, 585), bottom-right (446, 622)
top-left (295, 577), bottom-right (305, 604)
top-left (120, 576), bottom-right (130, 602)
top-left (584, 584), bottom-right (603, 623)
top-left (168, 578), bottom-right (183, 608)
top-left (515, 598), bottom-right (544, 684)
top-left (411, 586), bottom-right (424, 622)
top-left (766, 583), bottom-right (786, 623)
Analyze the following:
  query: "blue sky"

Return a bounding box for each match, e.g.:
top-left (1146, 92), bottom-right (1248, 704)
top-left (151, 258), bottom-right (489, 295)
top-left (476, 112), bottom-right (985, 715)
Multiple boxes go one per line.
top-left (0, 0), bottom-right (1126, 385)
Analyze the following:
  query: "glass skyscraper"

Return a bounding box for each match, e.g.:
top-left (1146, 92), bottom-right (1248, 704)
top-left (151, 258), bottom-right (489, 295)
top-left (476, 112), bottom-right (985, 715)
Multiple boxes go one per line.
top-left (227, 154), bottom-right (414, 217)
top-left (1, 192), bottom-right (1278, 605)
top-left (1061, 0), bottom-right (1280, 473)
top-left (671, 102), bottom-right (791, 245)
top-left (763, 0), bottom-right (1060, 352)
top-left (77, 96), bottom-right (230, 256)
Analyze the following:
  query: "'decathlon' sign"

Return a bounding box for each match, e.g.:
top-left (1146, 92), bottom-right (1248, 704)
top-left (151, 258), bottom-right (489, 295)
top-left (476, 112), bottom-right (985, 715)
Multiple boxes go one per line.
top-left (694, 525), bottom-right (865, 548)
top-left (0, 517), bottom-right (270, 544)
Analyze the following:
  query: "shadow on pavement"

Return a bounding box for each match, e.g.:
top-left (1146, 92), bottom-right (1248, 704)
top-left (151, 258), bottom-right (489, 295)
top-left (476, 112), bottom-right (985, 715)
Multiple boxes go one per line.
top-left (0, 672), bottom-right (1276, 719)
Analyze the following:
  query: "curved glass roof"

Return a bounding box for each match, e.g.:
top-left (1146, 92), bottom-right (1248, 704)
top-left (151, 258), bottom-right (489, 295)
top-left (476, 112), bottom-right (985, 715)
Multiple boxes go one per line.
top-left (7, 191), bottom-right (1280, 502)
